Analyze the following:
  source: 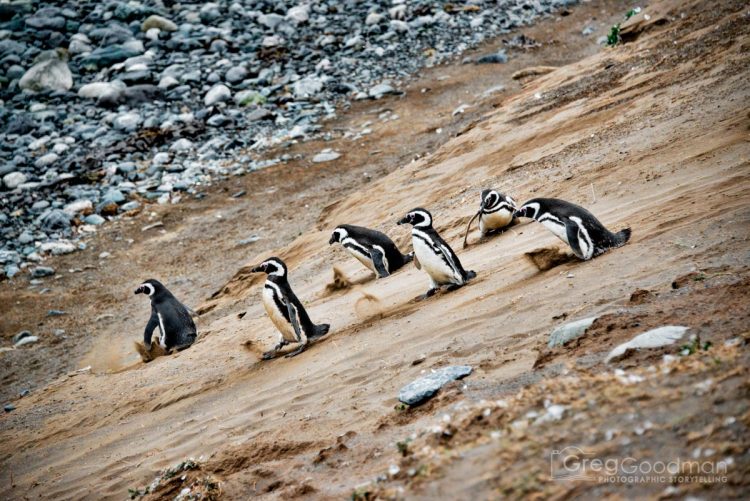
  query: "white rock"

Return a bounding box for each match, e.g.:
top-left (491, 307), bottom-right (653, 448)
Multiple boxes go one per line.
top-left (34, 152), bottom-right (59, 168)
top-left (145, 28), bottom-right (161, 41)
top-left (68, 34), bottom-right (92, 55)
top-left (170, 139), bottom-right (194, 152)
top-left (366, 12), bottom-right (385, 25)
top-left (19, 50), bottom-right (73, 92)
top-left (40, 241), bottom-right (76, 255)
top-left (52, 143), bottom-right (69, 154)
top-left (286, 4), bottom-right (310, 24)
top-left (390, 20), bottom-right (409, 33)
top-left (292, 75), bottom-right (323, 99)
top-left (152, 152), bottom-right (171, 165)
top-left (261, 35), bottom-right (284, 48)
top-left (312, 151), bottom-right (340, 163)
top-left (63, 199), bottom-right (93, 216)
top-left (389, 5), bottom-right (406, 19)
top-left (204, 84), bottom-right (231, 106)
top-left (3, 172), bottom-right (27, 189)
top-left (158, 75), bottom-right (179, 89)
top-left (141, 15), bottom-right (178, 32)
top-left (113, 112), bottom-right (141, 132)
top-left (606, 326), bottom-right (689, 363)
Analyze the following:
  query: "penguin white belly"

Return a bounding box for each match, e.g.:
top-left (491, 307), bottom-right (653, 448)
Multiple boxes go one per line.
top-left (412, 237), bottom-right (458, 285)
top-left (480, 210), bottom-right (513, 234)
top-left (262, 285), bottom-right (298, 342)
top-left (541, 219), bottom-right (569, 244)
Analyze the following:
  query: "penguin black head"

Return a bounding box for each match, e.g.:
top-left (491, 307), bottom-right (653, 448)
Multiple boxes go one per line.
top-left (251, 257), bottom-right (287, 277)
top-left (329, 226), bottom-right (348, 245)
top-left (135, 279), bottom-right (166, 297)
top-left (397, 208), bottom-right (432, 228)
top-left (515, 200), bottom-right (542, 220)
top-left (481, 189), bottom-right (501, 211)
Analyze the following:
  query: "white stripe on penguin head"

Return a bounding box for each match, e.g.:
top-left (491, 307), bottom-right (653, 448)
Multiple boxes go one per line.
top-left (141, 283), bottom-right (155, 297)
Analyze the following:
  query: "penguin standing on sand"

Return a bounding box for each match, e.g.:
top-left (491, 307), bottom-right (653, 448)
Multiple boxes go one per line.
top-left (329, 224), bottom-right (413, 278)
top-left (514, 198), bottom-right (631, 260)
top-left (251, 257), bottom-right (330, 359)
top-left (398, 208), bottom-right (476, 299)
top-left (135, 279), bottom-right (197, 353)
top-left (463, 189), bottom-right (518, 247)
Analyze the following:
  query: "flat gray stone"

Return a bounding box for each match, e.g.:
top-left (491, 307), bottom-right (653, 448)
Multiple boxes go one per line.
top-left (398, 365), bottom-right (472, 406)
top-left (606, 326), bottom-right (689, 363)
top-left (548, 316), bottom-right (598, 348)
top-left (312, 151), bottom-right (340, 163)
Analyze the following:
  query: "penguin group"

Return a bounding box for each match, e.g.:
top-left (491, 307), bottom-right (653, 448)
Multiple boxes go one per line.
top-left (135, 189), bottom-right (630, 361)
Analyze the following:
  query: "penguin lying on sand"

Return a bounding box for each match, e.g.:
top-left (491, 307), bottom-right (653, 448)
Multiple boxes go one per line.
top-left (398, 208), bottom-right (476, 299)
top-left (514, 198), bottom-right (631, 260)
top-left (251, 257), bottom-right (330, 360)
top-left (463, 189), bottom-right (518, 248)
top-left (135, 279), bottom-right (197, 357)
top-left (329, 224), bottom-right (413, 278)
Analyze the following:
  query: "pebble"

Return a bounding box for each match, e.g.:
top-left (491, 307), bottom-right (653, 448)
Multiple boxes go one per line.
top-left (31, 266), bottom-right (55, 278)
top-left (312, 150), bottom-right (341, 163)
top-left (548, 316), bottom-right (598, 347)
top-left (398, 366), bottom-right (473, 406)
top-left (606, 326), bottom-right (689, 363)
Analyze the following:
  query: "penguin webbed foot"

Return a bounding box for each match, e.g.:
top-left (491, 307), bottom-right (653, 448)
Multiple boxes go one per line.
top-left (284, 344), bottom-right (307, 358)
top-left (417, 288), bottom-right (439, 301)
top-left (445, 283), bottom-right (464, 292)
top-left (262, 350), bottom-right (279, 360)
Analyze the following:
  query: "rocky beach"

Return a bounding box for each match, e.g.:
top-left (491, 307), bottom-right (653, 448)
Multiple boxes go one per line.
top-left (1, 0), bottom-right (749, 499)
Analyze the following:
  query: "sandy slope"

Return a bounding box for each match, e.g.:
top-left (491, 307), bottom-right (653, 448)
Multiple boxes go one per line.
top-left (1, 0), bottom-right (749, 499)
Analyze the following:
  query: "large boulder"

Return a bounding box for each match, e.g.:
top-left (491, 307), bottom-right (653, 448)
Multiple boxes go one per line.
top-left (19, 49), bottom-right (73, 92)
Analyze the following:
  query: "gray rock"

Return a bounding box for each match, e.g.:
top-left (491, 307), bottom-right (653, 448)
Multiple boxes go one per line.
top-left (476, 50), bottom-right (508, 64)
top-left (366, 12), bottom-right (385, 25)
top-left (207, 114), bottom-right (229, 127)
top-left (63, 199), bottom-right (93, 216)
top-left (548, 316), bottom-right (598, 347)
top-left (34, 152), bottom-right (59, 168)
top-left (312, 150), bottom-right (340, 163)
top-left (3, 171), bottom-right (27, 189)
top-left (7, 64), bottom-right (25, 80)
top-left (204, 84), bottom-right (231, 106)
top-left (68, 33), bottom-right (92, 55)
top-left (120, 201), bottom-right (140, 211)
top-left (101, 189), bottom-right (125, 205)
top-left (237, 235), bottom-right (261, 245)
top-left (141, 15), bottom-right (178, 32)
top-left (19, 50), bottom-right (73, 92)
top-left (225, 66), bottom-right (248, 84)
top-left (113, 112), bottom-right (141, 132)
top-left (79, 45), bottom-right (142, 70)
top-left (4, 404), bottom-right (15, 412)
top-left (369, 83), bottom-right (399, 99)
top-left (84, 214), bottom-right (105, 225)
top-left (258, 13), bottom-right (284, 29)
top-left (293, 75), bottom-right (324, 99)
top-left (152, 152), bottom-right (170, 165)
top-left (40, 209), bottom-right (71, 231)
top-left (606, 326), bottom-right (689, 363)
top-left (47, 309), bottom-right (66, 316)
top-left (234, 90), bottom-right (266, 106)
top-left (398, 366), bottom-right (473, 406)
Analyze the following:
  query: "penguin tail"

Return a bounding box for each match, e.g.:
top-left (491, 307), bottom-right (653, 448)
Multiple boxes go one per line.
top-left (313, 323), bottom-right (330, 339)
top-left (465, 270), bottom-right (477, 281)
top-left (613, 227), bottom-right (631, 247)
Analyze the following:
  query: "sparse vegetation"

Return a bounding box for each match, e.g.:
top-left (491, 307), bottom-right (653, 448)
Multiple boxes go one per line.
top-left (607, 7), bottom-right (641, 46)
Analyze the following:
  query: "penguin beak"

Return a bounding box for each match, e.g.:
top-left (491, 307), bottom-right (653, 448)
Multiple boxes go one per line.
top-left (397, 215), bottom-right (410, 225)
top-left (328, 235), bottom-right (336, 245)
top-left (514, 208), bottom-right (528, 219)
top-left (250, 264), bottom-right (265, 273)
top-left (134, 285), bottom-right (145, 295)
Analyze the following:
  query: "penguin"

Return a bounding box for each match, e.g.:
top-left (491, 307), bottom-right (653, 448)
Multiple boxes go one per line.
top-left (329, 224), bottom-right (413, 278)
top-left (251, 257), bottom-right (330, 359)
top-left (514, 198), bottom-right (631, 260)
top-left (134, 279), bottom-right (197, 353)
top-left (397, 208), bottom-right (476, 299)
top-left (463, 189), bottom-right (518, 248)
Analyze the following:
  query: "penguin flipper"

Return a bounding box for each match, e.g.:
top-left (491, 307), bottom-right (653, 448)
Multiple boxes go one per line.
top-left (370, 248), bottom-right (390, 278)
top-left (285, 302), bottom-right (304, 343)
top-left (143, 309), bottom-right (159, 346)
top-left (413, 254), bottom-right (421, 270)
top-left (565, 221), bottom-right (586, 260)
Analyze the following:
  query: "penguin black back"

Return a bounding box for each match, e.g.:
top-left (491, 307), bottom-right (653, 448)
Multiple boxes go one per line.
top-left (330, 224), bottom-right (413, 274)
top-left (135, 279), bottom-right (197, 352)
top-left (515, 198), bottom-right (630, 259)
